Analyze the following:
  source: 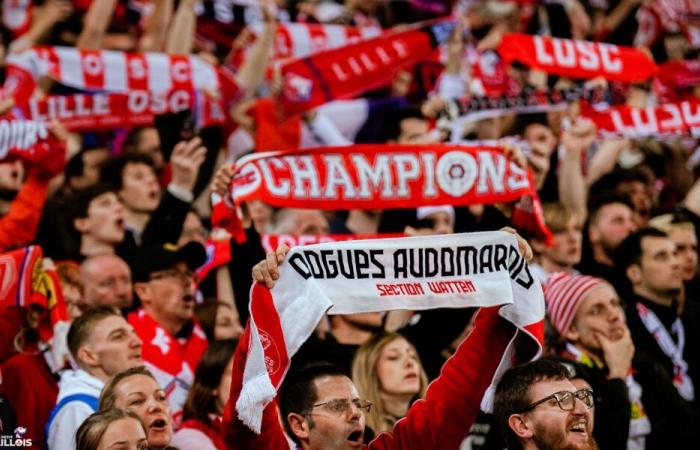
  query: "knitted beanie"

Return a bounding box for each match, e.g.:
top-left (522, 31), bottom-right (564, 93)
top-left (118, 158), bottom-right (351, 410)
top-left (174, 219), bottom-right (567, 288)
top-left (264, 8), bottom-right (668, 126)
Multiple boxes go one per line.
top-left (543, 272), bottom-right (609, 334)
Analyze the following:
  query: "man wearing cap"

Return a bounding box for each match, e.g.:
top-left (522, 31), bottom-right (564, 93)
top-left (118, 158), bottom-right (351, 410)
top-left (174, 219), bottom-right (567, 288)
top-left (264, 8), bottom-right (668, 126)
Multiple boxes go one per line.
top-left (544, 272), bottom-right (696, 450)
top-left (129, 241), bottom-right (208, 424)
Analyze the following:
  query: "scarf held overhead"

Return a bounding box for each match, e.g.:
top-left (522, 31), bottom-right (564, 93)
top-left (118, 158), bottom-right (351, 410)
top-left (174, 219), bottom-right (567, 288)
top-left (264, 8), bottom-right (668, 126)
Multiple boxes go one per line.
top-left (278, 18), bottom-right (455, 117)
top-left (581, 100), bottom-right (700, 137)
top-left (497, 33), bottom-right (658, 82)
top-left (231, 144), bottom-right (552, 241)
top-left (237, 232), bottom-right (545, 432)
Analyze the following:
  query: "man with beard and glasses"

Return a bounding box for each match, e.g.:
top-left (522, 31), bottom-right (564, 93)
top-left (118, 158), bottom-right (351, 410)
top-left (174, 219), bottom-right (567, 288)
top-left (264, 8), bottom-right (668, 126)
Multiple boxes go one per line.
top-left (617, 228), bottom-right (700, 412)
top-left (544, 272), bottom-right (696, 450)
top-left (128, 241), bottom-right (208, 425)
top-left (494, 359), bottom-right (596, 450)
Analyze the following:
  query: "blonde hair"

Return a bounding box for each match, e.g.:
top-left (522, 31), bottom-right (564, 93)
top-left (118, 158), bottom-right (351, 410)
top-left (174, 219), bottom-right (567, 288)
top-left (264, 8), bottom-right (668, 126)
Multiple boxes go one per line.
top-left (352, 333), bottom-right (428, 434)
top-left (648, 214), bottom-right (695, 234)
top-left (75, 409), bottom-right (145, 450)
top-left (542, 203), bottom-right (576, 233)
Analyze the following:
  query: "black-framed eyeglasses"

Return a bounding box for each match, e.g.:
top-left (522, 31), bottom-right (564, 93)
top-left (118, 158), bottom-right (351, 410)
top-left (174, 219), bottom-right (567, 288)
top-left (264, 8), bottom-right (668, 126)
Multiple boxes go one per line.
top-left (308, 398), bottom-right (373, 416)
top-left (515, 389), bottom-right (594, 414)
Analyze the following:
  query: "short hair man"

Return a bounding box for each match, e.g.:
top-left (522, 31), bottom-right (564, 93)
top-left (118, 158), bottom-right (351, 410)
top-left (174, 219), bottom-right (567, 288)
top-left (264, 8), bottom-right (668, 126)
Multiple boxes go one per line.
top-left (129, 241), bottom-right (208, 421)
top-left (531, 203), bottom-right (582, 284)
top-left (46, 307), bottom-right (142, 450)
top-left (648, 213), bottom-right (699, 298)
top-left (80, 254), bottom-right (133, 309)
top-left (493, 359), bottom-right (595, 450)
top-left (578, 193), bottom-right (637, 294)
top-left (617, 228), bottom-right (700, 407)
top-left (544, 273), bottom-right (696, 449)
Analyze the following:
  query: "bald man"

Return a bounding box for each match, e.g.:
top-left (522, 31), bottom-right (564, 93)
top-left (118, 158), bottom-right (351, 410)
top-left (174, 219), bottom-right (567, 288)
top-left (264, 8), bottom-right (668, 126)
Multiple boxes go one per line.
top-left (80, 254), bottom-right (133, 309)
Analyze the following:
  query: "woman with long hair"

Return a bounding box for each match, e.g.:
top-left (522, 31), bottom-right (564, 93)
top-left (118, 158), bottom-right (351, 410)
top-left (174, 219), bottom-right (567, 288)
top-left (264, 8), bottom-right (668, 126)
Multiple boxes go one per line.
top-left (76, 409), bottom-right (148, 450)
top-left (172, 339), bottom-right (237, 450)
top-left (99, 366), bottom-right (174, 450)
top-left (352, 332), bottom-right (428, 435)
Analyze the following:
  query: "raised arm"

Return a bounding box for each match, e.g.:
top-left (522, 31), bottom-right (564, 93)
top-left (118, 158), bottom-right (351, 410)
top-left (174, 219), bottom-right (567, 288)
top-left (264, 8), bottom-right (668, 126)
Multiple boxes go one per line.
top-left (139, 0), bottom-right (174, 52)
top-left (164, 0), bottom-right (195, 54)
top-left (76, 0), bottom-right (118, 50)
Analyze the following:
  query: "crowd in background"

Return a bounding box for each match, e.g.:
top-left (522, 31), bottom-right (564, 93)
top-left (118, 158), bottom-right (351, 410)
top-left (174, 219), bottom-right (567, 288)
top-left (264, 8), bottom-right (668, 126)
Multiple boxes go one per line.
top-left (1, 0), bottom-right (700, 449)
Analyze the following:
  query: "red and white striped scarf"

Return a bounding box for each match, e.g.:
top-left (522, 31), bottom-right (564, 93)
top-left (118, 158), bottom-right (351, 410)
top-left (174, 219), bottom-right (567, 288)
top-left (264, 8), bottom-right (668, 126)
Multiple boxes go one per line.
top-left (237, 232), bottom-right (545, 432)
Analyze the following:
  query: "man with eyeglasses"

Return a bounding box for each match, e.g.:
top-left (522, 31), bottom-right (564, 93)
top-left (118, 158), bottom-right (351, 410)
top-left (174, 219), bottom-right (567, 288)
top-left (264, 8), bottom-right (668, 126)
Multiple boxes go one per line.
top-left (542, 272), bottom-right (696, 450)
top-left (494, 359), bottom-right (596, 450)
top-left (128, 241), bottom-right (208, 424)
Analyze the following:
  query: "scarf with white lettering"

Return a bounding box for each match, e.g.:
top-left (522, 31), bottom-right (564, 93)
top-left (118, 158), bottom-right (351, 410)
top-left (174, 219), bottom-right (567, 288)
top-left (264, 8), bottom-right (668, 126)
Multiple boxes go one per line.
top-left (230, 144), bottom-right (552, 243)
top-left (237, 232), bottom-right (545, 432)
top-left (635, 0), bottom-right (700, 49)
top-left (635, 302), bottom-right (695, 401)
top-left (278, 18), bottom-right (455, 117)
top-left (0, 119), bottom-right (66, 177)
top-left (581, 100), bottom-right (700, 137)
top-left (25, 90), bottom-right (225, 131)
top-left (497, 33), bottom-right (658, 82)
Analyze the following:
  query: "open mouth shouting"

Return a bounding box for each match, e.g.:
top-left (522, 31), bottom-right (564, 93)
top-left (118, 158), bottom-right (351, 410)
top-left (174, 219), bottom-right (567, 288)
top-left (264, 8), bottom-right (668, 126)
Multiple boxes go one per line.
top-left (346, 428), bottom-right (364, 448)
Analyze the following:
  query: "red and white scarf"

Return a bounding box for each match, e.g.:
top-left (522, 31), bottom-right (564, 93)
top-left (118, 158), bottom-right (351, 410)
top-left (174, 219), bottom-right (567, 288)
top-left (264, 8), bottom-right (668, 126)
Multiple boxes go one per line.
top-left (635, 302), bottom-right (694, 401)
top-left (3, 46), bottom-right (238, 106)
top-left (581, 100), bottom-right (700, 137)
top-left (497, 33), bottom-right (658, 82)
top-left (277, 18), bottom-right (455, 117)
top-left (0, 119), bottom-right (50, 159)
top-left (237, 232), bottom-right (545, 432)
top-left (2, 0), bottom-right (32, 38)
top-left (655, 60), bottom-right (700, 102)
top-left (228, 22), bottom-right (381, 68)
top-left (25, 90), bottom-right (225, 131)
top-left (230, 144), bottom-right (552, 242)
top-left (635, 0), bottom-right (700, 48)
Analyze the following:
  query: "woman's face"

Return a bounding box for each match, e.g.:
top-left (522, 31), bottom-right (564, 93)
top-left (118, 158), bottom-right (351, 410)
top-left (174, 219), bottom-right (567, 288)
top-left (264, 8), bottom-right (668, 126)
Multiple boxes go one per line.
top-left (97, 417), bottom-right (148, 450)
top-left (215, 304), bottom-right (243, 340)
top-left (215, 357), bottom-right (235, 415)
top-left (112, 375), bottom-right (172, 449)
top-left (376, 337), bottom-right (422, 397)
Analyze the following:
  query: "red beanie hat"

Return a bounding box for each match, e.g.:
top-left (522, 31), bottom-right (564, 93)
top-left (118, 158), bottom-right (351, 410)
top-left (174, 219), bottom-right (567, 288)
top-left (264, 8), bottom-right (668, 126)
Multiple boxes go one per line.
top-left (543, 272), bottom-right (608, 334)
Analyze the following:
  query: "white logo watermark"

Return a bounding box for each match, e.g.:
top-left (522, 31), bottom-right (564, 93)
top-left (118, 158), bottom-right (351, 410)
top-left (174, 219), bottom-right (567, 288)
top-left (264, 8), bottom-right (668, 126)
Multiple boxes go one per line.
top-left (0, 426), bottom-right (33, 447)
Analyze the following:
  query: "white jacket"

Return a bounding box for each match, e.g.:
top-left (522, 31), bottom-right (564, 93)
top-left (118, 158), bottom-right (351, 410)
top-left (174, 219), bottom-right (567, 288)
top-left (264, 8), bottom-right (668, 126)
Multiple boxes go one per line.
top-left (46, 369), bottom-right (104, 450)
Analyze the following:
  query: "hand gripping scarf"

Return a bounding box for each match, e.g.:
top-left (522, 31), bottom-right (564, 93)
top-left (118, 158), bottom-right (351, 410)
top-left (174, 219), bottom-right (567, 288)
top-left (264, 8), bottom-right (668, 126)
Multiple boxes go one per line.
top-left (236, 232), bottom-right (545, 432)
top-left (498, 33), bottom-right (658, 82)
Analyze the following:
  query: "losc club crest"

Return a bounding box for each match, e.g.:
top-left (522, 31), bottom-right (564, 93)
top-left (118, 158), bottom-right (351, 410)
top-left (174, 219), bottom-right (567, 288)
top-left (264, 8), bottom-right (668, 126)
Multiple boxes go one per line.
top-left (231, 162), bottom-right (262, 199)
top-left (282, 72), bottom-right (313, 103)
top-left (435, 151), bottom-right (479, 197)
top-left (258, 330), bottom-right (281, 376)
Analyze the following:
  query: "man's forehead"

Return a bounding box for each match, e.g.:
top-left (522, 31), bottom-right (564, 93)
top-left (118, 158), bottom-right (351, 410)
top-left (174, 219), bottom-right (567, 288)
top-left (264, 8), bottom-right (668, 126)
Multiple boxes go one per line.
top-left (529, 378), bottom-right (575, 400)
top-left (641, 236), bottom-right (674, 255)
top-left (314, 375), bottom-right (357, 400)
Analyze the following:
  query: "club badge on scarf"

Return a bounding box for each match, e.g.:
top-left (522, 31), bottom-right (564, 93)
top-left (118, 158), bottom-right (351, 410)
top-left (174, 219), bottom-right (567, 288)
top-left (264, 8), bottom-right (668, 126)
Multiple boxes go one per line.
top-left (230, 144), bottom-right (552, 241)
top-left (498, 33), bottom-right (658, 82)
top-left (581, 100), bottom-right (700, 137)
top-left (237, 231), bottom-right (545, 432)
top-left (278, 18), bottom-right (455, 117)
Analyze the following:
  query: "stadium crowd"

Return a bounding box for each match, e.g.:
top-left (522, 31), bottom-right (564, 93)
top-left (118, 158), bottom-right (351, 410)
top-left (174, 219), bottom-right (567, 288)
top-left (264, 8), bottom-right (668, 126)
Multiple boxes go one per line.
top-left (1, 0), bottom-right (700, 449)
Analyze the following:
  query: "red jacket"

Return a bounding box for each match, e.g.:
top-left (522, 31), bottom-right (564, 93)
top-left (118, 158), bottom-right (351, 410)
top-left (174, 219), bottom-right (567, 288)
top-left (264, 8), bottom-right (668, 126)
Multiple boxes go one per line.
top-left (0, 173), bottom-right (50, 252)
top-left (221, 306), bottom-right (516, 449)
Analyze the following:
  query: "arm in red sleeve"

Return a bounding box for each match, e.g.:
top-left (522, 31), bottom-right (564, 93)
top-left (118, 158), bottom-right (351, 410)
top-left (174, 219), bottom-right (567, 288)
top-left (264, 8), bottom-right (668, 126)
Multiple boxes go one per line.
top-left (0, 173), bottom-right (49, 252)
top-left (370, 306), bottom-right (516, 450)
top-left (221, 325), bottom-right (291, 450)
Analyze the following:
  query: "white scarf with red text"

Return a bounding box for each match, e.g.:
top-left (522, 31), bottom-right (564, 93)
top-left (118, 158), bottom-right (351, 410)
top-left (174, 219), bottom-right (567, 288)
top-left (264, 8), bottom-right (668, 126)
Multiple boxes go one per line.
top-left (236, 232), bottom-right (545, 432)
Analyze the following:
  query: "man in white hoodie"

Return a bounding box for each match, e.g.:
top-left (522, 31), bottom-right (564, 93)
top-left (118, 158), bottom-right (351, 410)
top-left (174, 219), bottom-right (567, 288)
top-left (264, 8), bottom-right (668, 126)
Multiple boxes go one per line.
top-left (46, 306), bottom-right (143, 450)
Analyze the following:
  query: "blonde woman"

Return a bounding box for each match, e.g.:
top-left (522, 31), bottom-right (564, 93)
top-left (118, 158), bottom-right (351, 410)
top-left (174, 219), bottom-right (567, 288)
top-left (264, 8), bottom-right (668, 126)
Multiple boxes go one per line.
top-left (352, 332), bottom-right (428, 435)
top-left (76, 409), bottom-right (148, 450)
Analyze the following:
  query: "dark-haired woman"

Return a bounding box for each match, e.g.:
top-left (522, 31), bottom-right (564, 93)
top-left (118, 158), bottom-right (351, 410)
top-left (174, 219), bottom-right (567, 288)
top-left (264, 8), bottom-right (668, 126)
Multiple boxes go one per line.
top-left (172, 339), bottom-right (236, 450)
